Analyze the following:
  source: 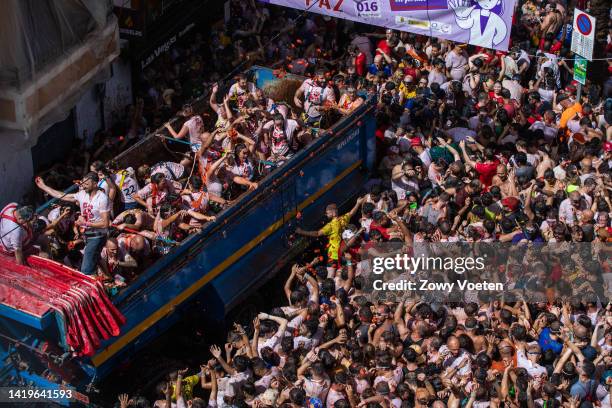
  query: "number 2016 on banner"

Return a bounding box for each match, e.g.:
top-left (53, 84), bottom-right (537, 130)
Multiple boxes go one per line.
top-left (354, 0), bottom-right (381, 18)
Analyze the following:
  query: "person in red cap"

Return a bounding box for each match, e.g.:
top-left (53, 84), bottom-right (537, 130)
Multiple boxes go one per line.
top-left (409, 137), bottom-right (432, 169)
top-left (501, 196), bottom-right (520, 215)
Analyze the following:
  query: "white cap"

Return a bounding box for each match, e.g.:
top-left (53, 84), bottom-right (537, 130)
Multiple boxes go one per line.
top-left (342, 229), bottom-right (356, 240)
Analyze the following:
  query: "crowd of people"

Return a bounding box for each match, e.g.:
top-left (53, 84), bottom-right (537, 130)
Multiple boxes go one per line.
top-left (0, 0), bottom-right (611, 406)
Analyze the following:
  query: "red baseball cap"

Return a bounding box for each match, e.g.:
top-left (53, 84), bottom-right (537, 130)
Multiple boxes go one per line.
top-left (501, 197), bottom-right (520, 212)
top-left (604, 142), bottom-right (612, 152)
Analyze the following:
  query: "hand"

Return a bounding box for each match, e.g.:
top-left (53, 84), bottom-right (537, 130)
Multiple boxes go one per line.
top-left (163, 381), bottom-right (172, 397)
top-left (210, 344), bottom-right (222, 359)
top-left (319, 314), bottom-right (329, 325)
top-left (248, 182), bottom-right (258, 190)
top-left (118, 394), bottom-right (130, 408)
top-left (224, 343), bottom-right (233, 354)
top-left (253, 316), bottom-right (260, 331)
top-left (336, 331), bottom-right (348, 344)
top-left (178, 367), bottom-right (189, 376)
top-left (34, 176), bottom-right (46, 188)
top-left (75, 216), bottom-right (87, 227)
top-left (207, 358), bottom-right (216, 368)
top-left (437, 389), bottom-right (450, 399)
top-left (470, 383), bottom-right (479, 398)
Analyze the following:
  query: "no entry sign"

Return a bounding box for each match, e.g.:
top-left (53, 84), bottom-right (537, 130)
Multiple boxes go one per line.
top-left (571, 8), bottom-right (595, 61)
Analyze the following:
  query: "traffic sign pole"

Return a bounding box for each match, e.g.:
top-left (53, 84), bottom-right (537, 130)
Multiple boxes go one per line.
top-left (570, 8), bottom-right (594, 102)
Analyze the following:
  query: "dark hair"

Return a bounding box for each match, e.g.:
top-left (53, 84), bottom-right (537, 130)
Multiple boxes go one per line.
top-left (290, 388), bottom-right (306, 404)
top-left (83, 171), bottom-right (100, 183)
top-left (233, 355), bottom-right (250, 372)
top-left (124, 213), bottom-right (137, 225)
top-left (151, 173), bottom-right (165, 184)
top-left (191, 176), bottom-right (204, 191)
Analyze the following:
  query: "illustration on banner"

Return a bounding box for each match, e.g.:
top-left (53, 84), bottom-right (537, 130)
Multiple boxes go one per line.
top-left (448, 0), bottom-right (508, 49)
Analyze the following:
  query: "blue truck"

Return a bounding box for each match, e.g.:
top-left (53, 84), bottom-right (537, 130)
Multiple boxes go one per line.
top-left (0, 67), bottom-right (377, 405)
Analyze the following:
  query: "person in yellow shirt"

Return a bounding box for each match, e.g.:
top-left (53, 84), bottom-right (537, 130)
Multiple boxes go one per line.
top-left (398, 75), bottom-right (417, 102)
top-left (295, 197), bottom-right (365, 271)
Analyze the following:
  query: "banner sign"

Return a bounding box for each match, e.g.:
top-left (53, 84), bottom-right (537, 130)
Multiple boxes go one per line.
top-left (114, 6), bottom-right (145, 39)
top-left (259, 0), bottom-right (517, 51)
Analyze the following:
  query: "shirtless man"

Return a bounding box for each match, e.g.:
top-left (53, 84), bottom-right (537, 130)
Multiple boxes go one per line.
top-left (491, 165), bottom-right (519, 198)
top-left (540, 4), bottom-right (562, 37)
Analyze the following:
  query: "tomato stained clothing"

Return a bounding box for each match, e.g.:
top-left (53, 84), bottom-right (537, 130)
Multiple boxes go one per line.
top-left (114, 172), bottom-right (139, 204)
top-left (75, 190), bottom-right (111, 225)
top-left (231, 160), bottom-right (255, 181)
top-left (137, 182), bottom-right (177, 208)
top-left (299, 79), bottom-right (335, 119)
top-left (320, 213), bottom-right (351, 261)
top-left (151, 162), bottom-right (185, 181)
top-left (0, 203), bottom-right (33, 253)
top-left (228, 82), bottom-right (257, 108)
top-left (184, 115), bottom-right (204, 148)
top-left (263, 119), bottom-right (300, 156)
top-left (475, 160), bottom-right (500, 187)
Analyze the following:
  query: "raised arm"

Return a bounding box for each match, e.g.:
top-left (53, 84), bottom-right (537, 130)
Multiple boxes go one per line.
top-left (438, 137), bottom-right (461, 161)
top-left (251, 316), bottom-right (260, 357)
top-left (347, 196), bottom-right (366, 219)
top-left (284, 266), bottom-right (298, 304)
top-left (458, 141), bottom-right (477, 169)
top-left (209, 344), bottom-right (236, 375)
top-left (206, 155), bottom-right (228, 181)
top-left (35, 177), bottom-right (77, 203)
top-left (209, 84), bottom-right (221, 114)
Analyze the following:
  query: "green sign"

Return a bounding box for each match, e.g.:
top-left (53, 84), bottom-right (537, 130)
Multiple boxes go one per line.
top-left (574, 57), bottom-right (587, 85)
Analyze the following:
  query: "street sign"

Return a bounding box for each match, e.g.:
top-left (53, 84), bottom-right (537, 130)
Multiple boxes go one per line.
top-left (570, 8), bottom-right (595, 61)
top-left (573, 57), bottom-right (587, 85)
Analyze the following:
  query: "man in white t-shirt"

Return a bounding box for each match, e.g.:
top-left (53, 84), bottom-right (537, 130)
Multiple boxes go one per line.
top-left (0, 203), bottom-right (35, 265)
top-left (228, 74), bottom-right (258, 109)
top-left (294, 69), bottom-right (336, 125)
top-left (36, 172), bottom-right (110, 275)
top-left (517, 343), bottom-right (547, 380)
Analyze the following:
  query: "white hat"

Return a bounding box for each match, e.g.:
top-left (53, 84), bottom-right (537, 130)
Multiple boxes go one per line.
top-left (342, 229), bottom-right (356, 240)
